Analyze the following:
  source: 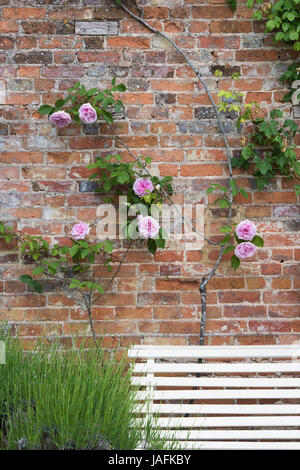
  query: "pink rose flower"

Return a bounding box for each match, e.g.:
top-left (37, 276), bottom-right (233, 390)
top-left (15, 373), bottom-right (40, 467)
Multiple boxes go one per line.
top-left (133, 178), bottom-right (154, 197)
top-left (235, 242), bottom-right (257, 259)
top-left (70, 222), bottom-right (91, 240)
top-left (138, 216), bottom-right (159, 239)
top-left (235, 219), bottom-right (257, 241)
top-left (49, 111), bottom-right (72, 128)
top-left (78, 103), bottom-right (97, 124)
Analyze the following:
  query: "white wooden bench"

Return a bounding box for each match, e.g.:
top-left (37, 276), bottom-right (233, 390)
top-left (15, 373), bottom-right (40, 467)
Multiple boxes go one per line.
top-left (129, 345), bottom-right (300, 450)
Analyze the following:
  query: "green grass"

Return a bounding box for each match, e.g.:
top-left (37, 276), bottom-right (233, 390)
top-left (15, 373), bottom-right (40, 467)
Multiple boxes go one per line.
top-left (0, 330), bottom-right (179, 450)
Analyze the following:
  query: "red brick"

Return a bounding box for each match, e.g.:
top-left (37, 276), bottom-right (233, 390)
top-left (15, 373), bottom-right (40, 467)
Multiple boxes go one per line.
top-left (219, 291), bottom-right (261, 303)
top-left (224, 305), bottom-right (267, 317)
top-left (254, 191), bottom-right (296, 204)
top-left (18, 324), bottom-right (47, 337)
top-left (49, 8), bottom-right (92, 20)
top-left (181, 164), bottom-right (223, 177)
top-left (151, 79), bottom-right (194, 92)
top-left (249, 321), bottom-right (292, 333)
top-left (210, 20), bottom-right (252, 34)
top-left (268, 305), bottom-right (299, 318)
top-left (18, 66), bottom-right (40, 78)
top-left (107, 37), bottom-right (150, 49)
top-left (2, 295), bottom-right (46, 308)
top-left (271, 278), bottom-right (292, 290)
top-left (236, 50), bottom-right (278, 61)
top-left (0, 152), bottom-right (43, 164)
top-left (192, 6), bottom-right (234, 19)
top-left (116, 307), bottom-right (151, 319)
top-left (70, 137), bottom-right (112, 149)
top-left (205, 320), bottom-right (247, 334)
top-left (6, 93), bottom-right (39, 105)
top-left (77, 51), bottom-right (121, 64)
top-left (117, 93), bottom-right (153, 105)
top-left (263, 291), bottom-right (300, 304)
top-left (159, 321), bottom-right (201, 334)
top-left (3, 8), bottom-right (46, 20)
top-left (0, 20), bottom-right (18, 33)
top-left (198, 36), bottom-right (240, 49)
top-left (261, 264), bottom-right (282, 275)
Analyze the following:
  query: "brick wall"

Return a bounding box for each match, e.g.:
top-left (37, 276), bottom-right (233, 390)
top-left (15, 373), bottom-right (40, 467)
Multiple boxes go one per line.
top-left (0, 0), bottom-right (299, 349)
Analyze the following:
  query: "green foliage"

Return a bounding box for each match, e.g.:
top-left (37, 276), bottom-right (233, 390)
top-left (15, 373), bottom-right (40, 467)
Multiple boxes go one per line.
top-left (251, 235), bottom-right (264, 247)
top-left (0, 222), bottom-right (14, 244)
top-left (233, 109), bottom-right (300, 192)
top-left (279, 61), bottom-right (300, 102)
top-left (88, 154), bottom-right (137, 198)
top-left (38, 78), bottom-right (126, 125)
top-left (0, 332), bottom-right (174, 450)
top-left (226, 0), bottom-right (237, 11)
top-left (206, 181), bottom-right (248, 209)
top-left (22, 237), bottom-right (113, 294)
top-left (147, 228), bottom-right (166, 255)
top-left (87, 154), bottom-right (173, 255)
top-left (246, 0), bottom-right (300, 51)
top-left (20, 235), bottom-right (49, 261)
top-left (0, 224), bottom-right (113, 295)
top-left (217, 86), bottom-right (259, 130)
top-left (19, 275), bottom-right (43, 294)
top-left (231, 254), bottom-right (240, 270)
top-left (218, 89), bottom-right (243, 114)
top-left (216, 72), bottom-right (300, 194)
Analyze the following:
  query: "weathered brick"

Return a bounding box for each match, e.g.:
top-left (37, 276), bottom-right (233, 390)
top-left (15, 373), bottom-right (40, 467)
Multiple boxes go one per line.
top-left (77, 51), bottom-right (121, 63)
top-left (3, 7), bottom-right (46, 20)
top-left (210, 20), bottom-right (252, 34)
top-left (0, 20), bottom-right (18, 33)
top-left (236, 50), bottom-right (278, 62)
top-left (21, 21), bottom-right (55, 35)
top-left (13, 51), bottom-right (52, 65)
top-left (192, 6), bottom-right (234, 19)
top-left (49, 8), bottom-right (92, 20)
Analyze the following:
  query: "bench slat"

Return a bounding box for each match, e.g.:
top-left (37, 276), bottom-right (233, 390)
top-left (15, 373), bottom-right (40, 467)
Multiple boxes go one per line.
top-left (163, 441), bottom-right (300, 450)
top-left (133, 362), bottom-right (300, 373)
top-left (136, 389), bottom-right (300, 400)
top-left (132, 345), bottom-right (300, 350)
top-left (129, 345), bottom-right (300, 359)
top-left (158, 430), bottom-right (300, 440)
top-left (140, 404), bottom-right (300, 415)
top-left (136, 416), bottom-right (300, 427)
top-left (132, 377), bottom-right (300, 387)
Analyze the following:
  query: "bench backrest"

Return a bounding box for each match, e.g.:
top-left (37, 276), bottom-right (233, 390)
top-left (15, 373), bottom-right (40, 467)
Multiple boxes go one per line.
top-left (129, 345), bottom-right (300, 450)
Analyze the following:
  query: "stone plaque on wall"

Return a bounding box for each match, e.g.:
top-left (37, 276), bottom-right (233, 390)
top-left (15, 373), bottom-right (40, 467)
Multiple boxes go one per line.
top-left (75, 21), bottom-right (118, 35)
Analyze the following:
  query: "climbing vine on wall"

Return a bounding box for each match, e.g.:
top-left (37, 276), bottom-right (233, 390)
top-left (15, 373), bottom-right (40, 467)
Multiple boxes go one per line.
top-left (216, 75), bottom-right (300, 195)
top-left (247, 0), bottom-right (300, 51)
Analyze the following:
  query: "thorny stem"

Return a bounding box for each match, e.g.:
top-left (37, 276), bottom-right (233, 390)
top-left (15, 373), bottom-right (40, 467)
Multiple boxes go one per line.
top-left (78, 240), bottom-right (134, 347)
top-left (79, 290), bottom-right (98, 348)
top-left (115, 1), bottom-right (235, 344)
top-left (92, 239), bottom-right (134, 305)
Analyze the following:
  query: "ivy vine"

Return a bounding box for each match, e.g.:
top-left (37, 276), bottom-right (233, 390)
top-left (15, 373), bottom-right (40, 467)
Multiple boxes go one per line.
top-left (247, 0), bottom-right (300, 51)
